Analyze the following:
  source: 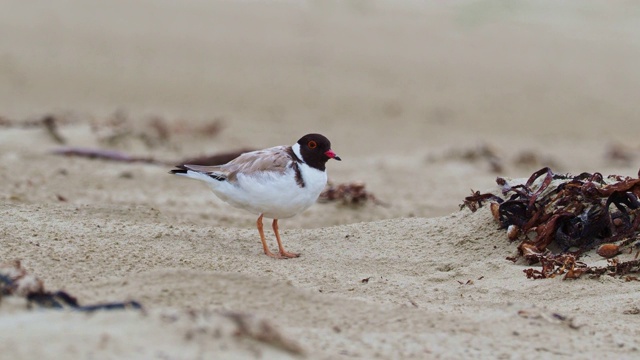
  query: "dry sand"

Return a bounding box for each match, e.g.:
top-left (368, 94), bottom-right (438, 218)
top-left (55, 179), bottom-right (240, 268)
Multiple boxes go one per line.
top-left (2, 1), bottom-right (640, 359)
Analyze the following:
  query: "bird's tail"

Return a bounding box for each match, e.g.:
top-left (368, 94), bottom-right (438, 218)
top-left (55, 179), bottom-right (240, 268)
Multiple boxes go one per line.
top-left (169, 165), bottom-right (226, 182)
top-left (169, 165), bottom-right (188, 175)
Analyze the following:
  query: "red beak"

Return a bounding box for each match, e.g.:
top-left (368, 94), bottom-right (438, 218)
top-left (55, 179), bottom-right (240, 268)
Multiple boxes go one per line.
top-left (325, 150), bottom-right (341, 161)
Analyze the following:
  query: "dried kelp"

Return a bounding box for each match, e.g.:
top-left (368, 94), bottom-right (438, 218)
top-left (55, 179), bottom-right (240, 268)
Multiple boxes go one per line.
top-left (90, 110), bottom-right (224, 148)
top-left (0, 260), bottom-right (142, 311)
top-left (52, 147), bottom-right (164, 165)
top-left (319, 181), bottom-right (386, 206)
top-left (463, 167), bottom-right (640, 279)
top-left (521, 254), bottom-right (640, 280)
top-left (222, 311), bottom-right (304, 356)
top-left (0, 113), bottom-right (78, 129)
top-left (42, 115), bottom-right (67, 144)
top-left (0, 114), bottom-right (71, 144)
top-left (517, 308), bottom-right (581, 329)
top-left (1, 111), bottom-right (224, 148)
top-left (606, 143), bottom-right (640, 164)
top-left (428, 142), bottom-right (560, 174)
top-left (51, 147), bottom-right (252, 168)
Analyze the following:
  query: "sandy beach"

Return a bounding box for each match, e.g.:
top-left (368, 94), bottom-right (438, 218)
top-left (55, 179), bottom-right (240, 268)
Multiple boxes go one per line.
top-left (2, 1), bottom-right (640, 358)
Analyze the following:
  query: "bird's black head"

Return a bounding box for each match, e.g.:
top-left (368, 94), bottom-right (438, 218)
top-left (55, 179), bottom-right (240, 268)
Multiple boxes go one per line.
top-left (296, 133), bottom-right (341, 171)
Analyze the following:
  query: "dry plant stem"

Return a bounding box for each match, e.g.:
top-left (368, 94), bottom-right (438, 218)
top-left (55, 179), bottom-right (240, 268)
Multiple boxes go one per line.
top-left (53, 147), bottom-right (254, 168)
top-left (42, 115), bottom-right (66, 144)
top-left (53, 147), bottom-right (166, 165)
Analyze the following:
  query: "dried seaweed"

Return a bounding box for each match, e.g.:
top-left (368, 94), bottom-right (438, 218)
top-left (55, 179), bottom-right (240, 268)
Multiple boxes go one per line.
top-left (428, 143), bottom-right (560, 174)
top-left (517, 308), bottom-right (581, 329)
top-left (222, 311), bottom-right (304, 355)
top-left (522, 254), bottom-right (640, 280)
top-left (52, 147), bottom-right (164, 165)
top-left (318, 181), bottom-right (386, 206)
top-left (0, 114), bottom-right (70, 144)
top-left (462, 167), bottom-right (640, 280)
top-left (51, 147), bottom-right (252, 168)
top-left (0, 113), bottom-right (78, 129)
top-left (606, 143), bottom-right (640, 164)
top-left (0, 111), bottom-right (224, 149)
top-left (0, 260), bottom-right (142, 311)
top-left (42, 115), bottom-right (67, 144)
top-left (90, 111), bottom-right (224, 148)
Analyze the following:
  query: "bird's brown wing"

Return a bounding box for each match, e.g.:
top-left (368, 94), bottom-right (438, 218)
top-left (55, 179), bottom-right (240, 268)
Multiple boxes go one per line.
top-left (184, 146), bottom-right (295, 183)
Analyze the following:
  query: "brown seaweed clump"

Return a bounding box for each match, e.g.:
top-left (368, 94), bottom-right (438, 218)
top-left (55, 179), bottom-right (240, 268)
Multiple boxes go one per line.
top-left (318, 181), bottom-right (386, 206)
top-left (0, 260), bottom-right (142, 311)
top-left (463, 167), bottom-right (640, 279)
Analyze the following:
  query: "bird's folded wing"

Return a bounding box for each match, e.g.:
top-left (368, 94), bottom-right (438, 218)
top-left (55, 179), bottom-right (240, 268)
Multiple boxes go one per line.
top-left (186, 146), bottom-right (293, 181)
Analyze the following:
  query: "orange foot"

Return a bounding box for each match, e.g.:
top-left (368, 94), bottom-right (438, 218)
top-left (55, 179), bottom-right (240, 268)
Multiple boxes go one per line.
top-left (279, 251), bottom-right (300, 258)
top-left (264, 250), bottom-right (300, 259)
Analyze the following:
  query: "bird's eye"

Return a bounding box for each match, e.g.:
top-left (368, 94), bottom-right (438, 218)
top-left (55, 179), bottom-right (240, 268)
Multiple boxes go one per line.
top-left (308, 140), bottom-right (317, 149)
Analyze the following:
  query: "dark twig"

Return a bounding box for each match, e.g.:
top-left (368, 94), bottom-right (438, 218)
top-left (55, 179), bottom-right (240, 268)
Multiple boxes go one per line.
top-left (51, 147), bottom-right (254, 168)
top-left (42, 115), bottom-right (67, 144)
top-left (1, 260), bottom-right (142, 312)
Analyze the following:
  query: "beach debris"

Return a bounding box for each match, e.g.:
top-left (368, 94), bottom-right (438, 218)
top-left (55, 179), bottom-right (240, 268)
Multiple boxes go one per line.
top-left (597, 244), bottom-right (621, 258)
top-left (51, 147), bottom-right (252, 168)
top-left (319, 181), bottom-right (386, 206)
top-left (0, 260), bottom-right (44, 297)
top-left (0, 113), bottom-right (78, 129)
top-left (623, 306), bottom-right (640, 315)
top-left (0, 260), bottom-right (142, 311)
top-left (429, 143), bottom-right (560, 174)
top-left (0, 111), bottom-right (224, 149)
top-left (91, 110), bottom-right (224, 148)
top-left (462, 167), bottom-right (640, 280)
top-left (428, 142), bottom-right (503, 173)
top-left (506, 225), bottom-right (520, 241)
top-left (90, 111), bottom-right (165, 148)
top-left (52, 147), bottom-right (163, 165)
top-left (517, 256), bottom-right (640, 280)
top-left (606, 143), bottom-right (640, 164)
top-left (517, 308), bottom-right (581, 329)
top-left (361, 277), bottom-right (372, 283)
top-left (0, 114), bottom-right (71, 144)
top-left (512, 151), bottom-right (560, 170)
top-left (42, 115), bottom-right (67, 144)
top-left (460, 190), bottom-right (502, 212)
top-left (222, 311), bottom-right (304, 356)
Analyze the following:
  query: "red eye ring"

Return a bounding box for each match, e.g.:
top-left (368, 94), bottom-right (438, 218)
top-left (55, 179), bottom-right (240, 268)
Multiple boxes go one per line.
top-left (308, 140), bottom-right (317, 149)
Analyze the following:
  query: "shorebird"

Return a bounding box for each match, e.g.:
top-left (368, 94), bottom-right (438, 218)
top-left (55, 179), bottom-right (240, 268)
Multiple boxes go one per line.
top-left (170, 133), bottom-right (340, 258)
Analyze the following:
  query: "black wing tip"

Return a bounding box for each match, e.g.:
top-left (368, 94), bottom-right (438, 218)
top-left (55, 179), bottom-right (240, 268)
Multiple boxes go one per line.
top-left (169, 165), bottom-right (188, 175)
top-left (209, 173), bottom-right (226, 181)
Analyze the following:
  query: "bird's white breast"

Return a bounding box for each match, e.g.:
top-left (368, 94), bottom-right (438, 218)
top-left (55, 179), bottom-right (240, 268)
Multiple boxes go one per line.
top-left (206, 162), bottom-right (327, 219)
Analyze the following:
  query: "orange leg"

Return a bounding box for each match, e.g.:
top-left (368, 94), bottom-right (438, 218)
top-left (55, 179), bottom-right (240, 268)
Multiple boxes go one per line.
top-left (273, 219), bottom-right (300, 258)
top-left (257, 214), bottom-right (279, 258)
